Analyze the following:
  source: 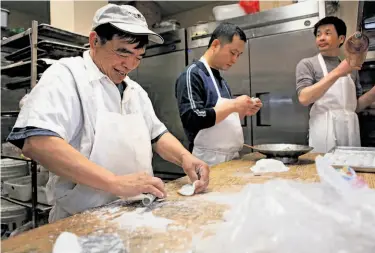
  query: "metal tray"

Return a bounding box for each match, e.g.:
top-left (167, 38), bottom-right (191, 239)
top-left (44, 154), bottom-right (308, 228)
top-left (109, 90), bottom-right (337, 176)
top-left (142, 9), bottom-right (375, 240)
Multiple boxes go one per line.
top-left (5, 40), bottom-right (86, 62)
top-left (4, 75), bottom-right (42, 90)
top-left (1, 23), bottom-right (88, 49)
top-left (1, 58), bottom-right (56, 77)
top-left (251, 144), bottom-right (313, 164)
top-left (326, 146), bottom-right (375, 173)
top-left (329, 146), bottom-right (375, 152)
top-left (251, 144), bottom-right (313, 157)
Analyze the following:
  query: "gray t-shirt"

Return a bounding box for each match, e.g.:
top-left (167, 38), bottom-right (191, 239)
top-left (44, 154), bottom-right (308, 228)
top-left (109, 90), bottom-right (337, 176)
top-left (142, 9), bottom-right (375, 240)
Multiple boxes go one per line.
top-left (296, 54), bottom-right (363, 100)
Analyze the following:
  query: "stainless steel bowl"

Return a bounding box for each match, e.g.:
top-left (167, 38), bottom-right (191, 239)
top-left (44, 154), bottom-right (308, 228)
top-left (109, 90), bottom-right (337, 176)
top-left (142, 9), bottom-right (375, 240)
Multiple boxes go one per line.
top-left (251, 144), bottom-right (313, 163)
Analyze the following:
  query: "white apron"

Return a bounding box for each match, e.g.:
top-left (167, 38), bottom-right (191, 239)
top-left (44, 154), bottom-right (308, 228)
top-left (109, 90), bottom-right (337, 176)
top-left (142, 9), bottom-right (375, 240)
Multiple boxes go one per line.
top-left (308, 53), bottom-right (361, 153)
top-left (192, 57), bottom-right (244, 166)
top-left (49, 79), bottom-right (153, 222)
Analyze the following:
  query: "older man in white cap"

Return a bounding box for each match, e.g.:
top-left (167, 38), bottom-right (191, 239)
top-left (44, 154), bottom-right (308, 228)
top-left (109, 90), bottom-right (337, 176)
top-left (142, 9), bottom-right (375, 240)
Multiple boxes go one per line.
top-left (7, 4), bottom-right (210, 222)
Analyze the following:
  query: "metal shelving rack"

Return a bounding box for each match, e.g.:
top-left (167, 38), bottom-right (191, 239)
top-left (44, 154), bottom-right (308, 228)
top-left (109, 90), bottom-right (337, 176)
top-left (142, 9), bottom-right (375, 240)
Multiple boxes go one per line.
top-left (1, 20), bottom-right (88, 230)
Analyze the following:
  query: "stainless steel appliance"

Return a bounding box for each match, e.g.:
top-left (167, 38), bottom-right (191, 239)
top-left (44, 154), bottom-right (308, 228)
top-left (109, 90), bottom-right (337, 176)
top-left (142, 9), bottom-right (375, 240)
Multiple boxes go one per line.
top-left (186, 1), bottom-right (320, 147)
top-left (249, 27), bottom-right (317, 145)
top-left (357, 1), bottom-right (375, 147)
top-left (250, 144), bottom-right (313, 164)
top-left (358, 52), bottom-right (375, 147)
top-left (129, 28), bottom-right (187, 181)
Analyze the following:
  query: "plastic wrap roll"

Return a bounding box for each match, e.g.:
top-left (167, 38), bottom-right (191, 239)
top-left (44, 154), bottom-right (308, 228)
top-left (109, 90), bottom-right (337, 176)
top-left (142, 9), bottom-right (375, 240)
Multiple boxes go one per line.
top-left (142, 193), bottom-right (156, 206)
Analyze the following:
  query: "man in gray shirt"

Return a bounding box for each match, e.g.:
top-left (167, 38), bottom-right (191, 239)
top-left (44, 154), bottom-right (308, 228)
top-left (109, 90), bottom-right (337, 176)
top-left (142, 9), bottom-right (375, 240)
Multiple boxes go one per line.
top-left (295, 16), bottom-right (375, 152)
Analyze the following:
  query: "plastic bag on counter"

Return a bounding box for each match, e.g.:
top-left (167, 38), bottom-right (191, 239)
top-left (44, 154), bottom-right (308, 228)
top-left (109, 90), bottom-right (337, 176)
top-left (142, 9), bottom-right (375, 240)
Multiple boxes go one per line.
top-left (193, 155), bottom-right (375, 253)
top-left (53, 231), bottom-right (126, 253)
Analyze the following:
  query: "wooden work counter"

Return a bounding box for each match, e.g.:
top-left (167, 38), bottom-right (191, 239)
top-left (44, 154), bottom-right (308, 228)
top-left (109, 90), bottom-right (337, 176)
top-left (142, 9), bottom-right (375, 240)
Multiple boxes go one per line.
top-left (2, 153), bottom-right (375, 253)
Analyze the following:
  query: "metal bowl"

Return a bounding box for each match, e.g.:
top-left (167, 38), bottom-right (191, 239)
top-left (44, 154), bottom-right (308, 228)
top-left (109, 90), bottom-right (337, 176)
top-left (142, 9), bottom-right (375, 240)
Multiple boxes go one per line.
top-left (251, 144), bottom-right (313, 163)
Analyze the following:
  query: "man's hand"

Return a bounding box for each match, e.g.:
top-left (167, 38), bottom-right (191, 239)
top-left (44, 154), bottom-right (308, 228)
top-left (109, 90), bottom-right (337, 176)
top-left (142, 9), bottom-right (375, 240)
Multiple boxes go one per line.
top-left (356, 84), bottom-right (375, 113)
top-left (234, 95), bottom-right (253, 116)
top-left (110, 172), bottom-right (166, 199)
top-left (181, 153), bottom-right (210, 193)
top-left (237, 96), bottom-right (262, 118)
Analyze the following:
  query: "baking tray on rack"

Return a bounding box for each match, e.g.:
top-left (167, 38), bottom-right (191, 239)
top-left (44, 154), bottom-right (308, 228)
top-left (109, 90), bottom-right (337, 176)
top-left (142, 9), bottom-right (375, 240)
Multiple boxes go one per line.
top-left (5, 40), bottom-right (86, 62)
top-left (1, 23), bottom-right (88, 49)
top-left (329, 146), bottom-right (375, 152)
top-left (1, 59), bottom-right (56, 77)
top-left (4, 75), bottom-right (42, 90)
top-left (325, 146), bottom-right (375, 173)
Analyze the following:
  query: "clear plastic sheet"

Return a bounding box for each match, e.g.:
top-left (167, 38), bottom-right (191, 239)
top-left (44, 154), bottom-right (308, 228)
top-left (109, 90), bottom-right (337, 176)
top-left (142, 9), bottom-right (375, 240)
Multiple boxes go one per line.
top-left (52, 232), bottom-right (126, 253)
top-left (193, 156), bottom-right (375, 253)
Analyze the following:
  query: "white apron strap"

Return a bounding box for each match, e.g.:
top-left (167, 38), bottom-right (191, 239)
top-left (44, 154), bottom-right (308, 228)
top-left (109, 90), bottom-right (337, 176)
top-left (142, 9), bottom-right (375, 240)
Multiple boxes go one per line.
top-left (199, 57), bottom-right (222, 98)
top-left (59, 57), bottom-right (96, 159)
top-left (317, 53), bottom-right (329, 76)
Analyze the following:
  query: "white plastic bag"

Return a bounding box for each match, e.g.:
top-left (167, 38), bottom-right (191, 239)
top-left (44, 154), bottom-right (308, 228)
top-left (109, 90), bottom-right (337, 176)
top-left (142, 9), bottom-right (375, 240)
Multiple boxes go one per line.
top-left (194, 155), bottom-right (375, 253)
top-left (53, 232), bottom-right (125, 253)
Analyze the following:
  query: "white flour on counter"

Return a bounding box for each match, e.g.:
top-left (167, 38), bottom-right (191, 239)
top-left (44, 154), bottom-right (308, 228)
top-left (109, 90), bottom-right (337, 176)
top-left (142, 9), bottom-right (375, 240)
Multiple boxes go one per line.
top-left (90, 199), bottom-right (174, 232)
top-left (193, 192), bottom-right (242, 210)
top-left (111, 207), bottom-right (174, 232)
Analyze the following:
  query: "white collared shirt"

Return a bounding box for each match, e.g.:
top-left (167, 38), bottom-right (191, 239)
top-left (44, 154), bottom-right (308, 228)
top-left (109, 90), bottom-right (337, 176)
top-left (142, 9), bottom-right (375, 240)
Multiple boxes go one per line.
top-left (13, 51), bottom-right (167, 151)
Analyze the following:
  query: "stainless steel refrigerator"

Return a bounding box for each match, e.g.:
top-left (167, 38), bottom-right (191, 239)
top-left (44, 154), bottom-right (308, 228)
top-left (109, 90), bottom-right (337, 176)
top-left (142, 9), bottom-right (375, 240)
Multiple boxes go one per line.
top-left (186, 1), bottom-right (320, 147)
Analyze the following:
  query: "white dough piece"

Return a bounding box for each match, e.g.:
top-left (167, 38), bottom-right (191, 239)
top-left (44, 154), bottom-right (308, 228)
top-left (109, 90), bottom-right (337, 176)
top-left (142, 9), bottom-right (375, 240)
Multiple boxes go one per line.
top-left (178, 182), bottom-right (197, 196)
top-left (53, 232), bottom-right (82, 253)
top-left (251, 159), bottom-right (289, 174)
top-left (251, 97), bottom-right (260, 103)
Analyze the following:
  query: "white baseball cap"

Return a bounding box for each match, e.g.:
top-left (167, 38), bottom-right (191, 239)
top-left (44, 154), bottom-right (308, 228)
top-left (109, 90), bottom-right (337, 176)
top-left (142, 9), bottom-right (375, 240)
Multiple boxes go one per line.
top-left (92, 4), bottom-right (164, 44)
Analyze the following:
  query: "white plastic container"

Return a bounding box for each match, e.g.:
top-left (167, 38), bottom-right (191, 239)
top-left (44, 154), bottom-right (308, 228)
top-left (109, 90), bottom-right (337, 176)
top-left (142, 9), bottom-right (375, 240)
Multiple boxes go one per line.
top-left (1, 159), bottom-right (29, 181)
top-left (1, 158), bottom-right (29, 195)
top-left (1, 8), bottom-right (9, 28)
top-left (1, 199), bottom-right (28, 236)
top-left (4, 173), bottom-right (50, 205)
top-left (213, 4), bottom-right (246, 21)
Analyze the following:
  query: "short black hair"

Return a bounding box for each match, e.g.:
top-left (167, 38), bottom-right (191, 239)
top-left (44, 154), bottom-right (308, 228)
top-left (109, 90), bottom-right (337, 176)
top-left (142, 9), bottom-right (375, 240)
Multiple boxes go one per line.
top-left (314, 16), bottom-right (347, 46)
top-left (93, 23), bottom-right (149, 49)
top-left (208, 22), bottom-right (247, 48)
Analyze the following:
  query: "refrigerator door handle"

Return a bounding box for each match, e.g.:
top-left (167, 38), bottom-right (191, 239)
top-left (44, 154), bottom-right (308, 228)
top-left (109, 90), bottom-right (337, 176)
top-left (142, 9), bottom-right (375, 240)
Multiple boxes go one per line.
top-left (242, 114), bottom-right (247, 127)
top-left (256, 92), bottom-right (271, 127)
